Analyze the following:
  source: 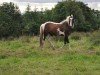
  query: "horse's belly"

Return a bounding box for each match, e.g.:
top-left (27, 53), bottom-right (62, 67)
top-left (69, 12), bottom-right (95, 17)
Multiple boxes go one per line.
top-left (49, 30), bottom-right (65, 36)
top-left (57, 28), bottom-right (65, 36)
top-left (49, 31), bottom-right (58, 36)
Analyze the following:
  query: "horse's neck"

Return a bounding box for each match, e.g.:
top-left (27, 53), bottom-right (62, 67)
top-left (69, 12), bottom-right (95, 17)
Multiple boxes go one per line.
top-left (58, 24), bottom-right (64, 31)
top-left (61, 21), bottom-right (70, 31)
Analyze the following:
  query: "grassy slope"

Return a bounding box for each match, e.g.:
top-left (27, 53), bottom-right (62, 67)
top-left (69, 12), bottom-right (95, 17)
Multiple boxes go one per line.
top-left (0, 31), bottom-right (100, 75)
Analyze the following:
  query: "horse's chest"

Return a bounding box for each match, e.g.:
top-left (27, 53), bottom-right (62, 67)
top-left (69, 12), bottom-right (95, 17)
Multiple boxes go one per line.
top-left (57, 28), bottom-right (65, 36)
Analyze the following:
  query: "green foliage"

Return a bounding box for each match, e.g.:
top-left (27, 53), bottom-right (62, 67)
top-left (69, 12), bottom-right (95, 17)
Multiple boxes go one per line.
top-left (0, 2), bottom-right (23, 38)
top-left (90, 30), bottom-right (100, 46)
top-left (22, 5), bottom-right (45, 35)
top-left (0, 1), bottom-right (100, 37)
top-left (23, 0), bottom-right (98, 35)
top-left (70, 32), bottom-right (82, 40)
top-left (51, 0), bottom-right (100, 31)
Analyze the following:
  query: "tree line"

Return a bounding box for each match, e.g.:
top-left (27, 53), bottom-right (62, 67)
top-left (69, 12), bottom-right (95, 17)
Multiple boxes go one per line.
top-left (0, 0), bottom-right (100, 38)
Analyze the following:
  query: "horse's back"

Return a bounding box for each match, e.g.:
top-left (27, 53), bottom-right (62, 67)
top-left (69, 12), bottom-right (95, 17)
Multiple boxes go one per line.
top-left (44, 22), bottom-right (61, 35)
top-left (45, 22), bottom-right (60, 30)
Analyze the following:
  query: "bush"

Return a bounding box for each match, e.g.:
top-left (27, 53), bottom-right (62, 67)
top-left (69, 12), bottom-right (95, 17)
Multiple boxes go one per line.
top-left (90, 30), bottom-right (100, 46)
top-left (70, 32), bottom-right (82, 40)
top-left (0, 2), bottom-right (23, 38)
top-left (19, 36), bottom-right (30, 43)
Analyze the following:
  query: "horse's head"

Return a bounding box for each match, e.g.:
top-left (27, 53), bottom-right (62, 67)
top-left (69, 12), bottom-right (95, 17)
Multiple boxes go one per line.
top-left (66, 15), bottom-right (74, 28)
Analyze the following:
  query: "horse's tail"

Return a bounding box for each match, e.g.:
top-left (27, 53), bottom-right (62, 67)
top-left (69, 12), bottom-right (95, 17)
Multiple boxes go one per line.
top-left (40, 25), bottom-right (44, 47)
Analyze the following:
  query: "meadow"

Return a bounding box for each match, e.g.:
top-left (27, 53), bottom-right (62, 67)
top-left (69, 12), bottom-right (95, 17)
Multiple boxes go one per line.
top-left (0, 30), bottom-right (100, 75)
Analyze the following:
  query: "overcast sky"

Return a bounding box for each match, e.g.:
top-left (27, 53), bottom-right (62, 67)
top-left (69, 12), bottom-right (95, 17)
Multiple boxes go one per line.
top-left (0, 0), bottom-right (100, 13)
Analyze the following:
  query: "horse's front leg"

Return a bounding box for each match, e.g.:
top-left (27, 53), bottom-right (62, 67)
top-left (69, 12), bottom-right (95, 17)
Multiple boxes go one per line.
top-left (64, 36), bottom-right (71, 50)
top-left (64, 36), bottom-right (69, 45)
top-left (66, 36), bottom-right (69, 43)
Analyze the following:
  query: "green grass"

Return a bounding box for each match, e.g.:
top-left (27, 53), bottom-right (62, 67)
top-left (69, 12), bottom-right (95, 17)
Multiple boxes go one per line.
top-left (0, 31), bottom-right (100, 75)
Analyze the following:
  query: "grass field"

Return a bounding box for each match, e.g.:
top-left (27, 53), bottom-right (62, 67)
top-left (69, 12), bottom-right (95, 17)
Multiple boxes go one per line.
top-left (0, 30), bottom-right (100, 75)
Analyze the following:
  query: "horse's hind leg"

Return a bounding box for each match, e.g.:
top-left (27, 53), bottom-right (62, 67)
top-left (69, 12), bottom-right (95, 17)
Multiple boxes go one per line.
top-left (40, 34), bottom-right (43, 47)
top-left (43, 32), bottom-right (48, 41)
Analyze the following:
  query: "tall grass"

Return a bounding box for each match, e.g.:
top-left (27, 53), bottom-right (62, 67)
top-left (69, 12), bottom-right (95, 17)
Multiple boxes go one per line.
top-left (0, 31), bottom-right (100, 75)
top-left (90, 30), bottom-right (100, 46)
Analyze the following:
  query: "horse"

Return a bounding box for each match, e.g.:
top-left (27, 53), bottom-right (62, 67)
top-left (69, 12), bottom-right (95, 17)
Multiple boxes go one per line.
top-left (40, 15), bottom-right (74, 47)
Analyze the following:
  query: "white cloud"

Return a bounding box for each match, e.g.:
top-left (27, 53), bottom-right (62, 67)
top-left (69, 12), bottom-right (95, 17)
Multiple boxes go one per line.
top-left (14, 2), bottom-right (57, 13)
top-left (16, 2), bottom-right (100, 13)
top-left (0, 0), bottom-right (100, 13)
top-left (77, 0), bottom-right (100, 2)
top-left (0, 0), bottom-right (13, 3)
top-left (88, 2), bottom-right (100, 10)
top-left (0, 0), bottom-right (57, 13)
top-left (12, 0), bottom-right (62, 3)
top-left (98, 3), bottom-right (100, 7)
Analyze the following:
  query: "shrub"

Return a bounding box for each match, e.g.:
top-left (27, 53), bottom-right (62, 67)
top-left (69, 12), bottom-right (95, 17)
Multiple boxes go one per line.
top-left (19, 36), bottom-right (30, 43)
top-left (70, 32), bottom-right (82, 40)
top-left (90, 30), bottom-right (100, 46)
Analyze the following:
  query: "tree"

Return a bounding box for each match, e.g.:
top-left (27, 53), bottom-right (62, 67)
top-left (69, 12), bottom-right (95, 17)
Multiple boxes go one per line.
top-left (0, 2), bottom-right (23, 38)
top-left (26, 4), bottom-right (31, 12)
top-left (50, 0), bottom-right (100, 31)
top-left (22, 5), bottom-right (44, 35)
top-left (52, 1), bottom-right (85, 30)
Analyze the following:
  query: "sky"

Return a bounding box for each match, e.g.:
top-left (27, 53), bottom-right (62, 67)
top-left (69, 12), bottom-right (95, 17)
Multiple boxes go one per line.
top-left (0, 0), bottom-right (100, 13)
